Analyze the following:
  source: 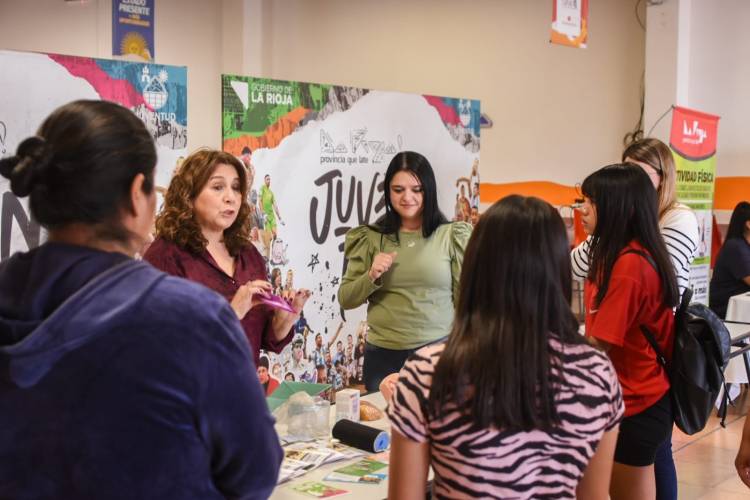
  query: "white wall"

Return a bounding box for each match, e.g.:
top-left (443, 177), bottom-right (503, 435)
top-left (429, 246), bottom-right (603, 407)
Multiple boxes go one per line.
top-left (253, 0), bottom-right (647, 188)
top-left (687, 0), bottom-right (750, 179)
top-left (644, 0), bottom-right (750, 217)
top-left (0, 0), bottom-right (647, 196)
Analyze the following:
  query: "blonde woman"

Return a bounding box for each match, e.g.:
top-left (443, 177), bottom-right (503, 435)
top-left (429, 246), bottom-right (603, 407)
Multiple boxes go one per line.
top-left (573, 138), bottom-right (698, 297)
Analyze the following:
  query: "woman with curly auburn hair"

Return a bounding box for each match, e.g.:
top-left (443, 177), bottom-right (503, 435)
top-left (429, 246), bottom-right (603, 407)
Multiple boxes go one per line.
top-left (144, 149), bottom-right (311, 364)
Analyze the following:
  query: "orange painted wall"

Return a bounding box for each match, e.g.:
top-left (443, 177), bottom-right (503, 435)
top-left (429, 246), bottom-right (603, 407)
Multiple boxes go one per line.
top-left (480, 177), bottom-right (749, 209)
top-left (479, 181), bottom-right (580, 206)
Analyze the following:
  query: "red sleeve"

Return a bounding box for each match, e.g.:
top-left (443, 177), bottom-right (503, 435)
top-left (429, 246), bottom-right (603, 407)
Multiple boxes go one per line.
top-left (588, 272), bottom-right (643, 347)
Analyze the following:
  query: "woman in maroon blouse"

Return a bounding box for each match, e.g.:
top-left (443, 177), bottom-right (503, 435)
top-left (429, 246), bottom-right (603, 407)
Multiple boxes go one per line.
top-left (144, 149), bottom-right (310, 364)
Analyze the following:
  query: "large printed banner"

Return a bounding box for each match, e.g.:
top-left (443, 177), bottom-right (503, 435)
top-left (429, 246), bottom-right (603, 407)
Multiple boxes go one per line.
top-left (222, 75), bottom-right (480, 390)
top-left (0, 49), bottom-right (188, 261)
top-left (669, 105), bottom-right (720, 305)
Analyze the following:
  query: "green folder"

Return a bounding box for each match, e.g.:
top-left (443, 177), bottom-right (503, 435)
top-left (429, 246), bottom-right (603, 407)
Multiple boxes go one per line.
top-left (266, 381), bottom-right (331, 412)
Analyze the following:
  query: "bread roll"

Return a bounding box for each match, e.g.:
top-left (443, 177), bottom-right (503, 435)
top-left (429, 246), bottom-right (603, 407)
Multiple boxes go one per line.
top-left (359, 400), bottom-right (383, 421)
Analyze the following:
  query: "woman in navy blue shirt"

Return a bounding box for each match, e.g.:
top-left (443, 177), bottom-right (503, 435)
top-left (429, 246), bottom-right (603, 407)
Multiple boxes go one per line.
top-left (710, 201), bottom-right (750, 318)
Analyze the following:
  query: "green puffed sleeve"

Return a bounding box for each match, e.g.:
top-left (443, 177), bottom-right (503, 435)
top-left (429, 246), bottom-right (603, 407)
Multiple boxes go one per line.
top-left (338, 226), bottom-right (382, 310)
top-left (449, 221), bottom-right (472, 306)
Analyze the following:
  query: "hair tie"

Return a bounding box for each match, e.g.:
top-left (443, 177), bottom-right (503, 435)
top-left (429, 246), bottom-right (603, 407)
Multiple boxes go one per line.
top-left (0, 136), bottom-right (51, 197)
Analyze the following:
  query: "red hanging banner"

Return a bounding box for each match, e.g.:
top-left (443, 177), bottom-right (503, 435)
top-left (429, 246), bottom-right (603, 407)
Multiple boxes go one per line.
top-left (669, 105), bottom-right (720, 161)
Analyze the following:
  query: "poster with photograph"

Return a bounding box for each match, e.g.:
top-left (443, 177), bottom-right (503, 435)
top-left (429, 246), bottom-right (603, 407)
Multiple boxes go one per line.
top-left (0, 49), bottom-right (187, 261)
top-left (222, 75), bottom-right (480, 392)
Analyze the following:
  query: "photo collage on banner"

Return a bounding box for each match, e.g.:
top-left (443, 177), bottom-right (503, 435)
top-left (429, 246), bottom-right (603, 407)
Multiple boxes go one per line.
top-left (0, 49), bottom-right (188, 261)
top-left (222, 76), bottom-right (480, 393)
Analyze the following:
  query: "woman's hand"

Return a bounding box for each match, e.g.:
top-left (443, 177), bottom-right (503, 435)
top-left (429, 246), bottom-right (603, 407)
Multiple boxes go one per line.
top-left (230, 280), bottom-right (272, 319)
top-left (286, 288), bottom-right (312, 313)
top-left (271, 289), bottom-right (312, 340)
top-left (379, 372), bottom-right (400, 402)
top-left (368, 251), bottom-right (397, 281)
top-left (275, 288), bottom-right (312, 319)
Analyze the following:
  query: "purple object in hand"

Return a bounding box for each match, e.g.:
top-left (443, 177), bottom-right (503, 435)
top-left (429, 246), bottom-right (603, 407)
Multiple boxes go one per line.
top-left (257, 294), bottom-right (295, 313)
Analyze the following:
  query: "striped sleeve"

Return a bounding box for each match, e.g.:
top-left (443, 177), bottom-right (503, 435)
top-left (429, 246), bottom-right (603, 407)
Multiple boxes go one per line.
top-left (571, 237), bottom-right (592, 281)
top-left (387, 346), bottom-right (439, 443)
top-left (660, 206), bottom-right (699, 299)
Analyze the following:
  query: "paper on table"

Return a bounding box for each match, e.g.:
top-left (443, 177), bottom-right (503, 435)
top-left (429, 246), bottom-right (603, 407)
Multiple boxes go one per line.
top-left (286, 440), bottom-right (365, 464)
top-left (332, 458), bottom-right (388, 477)
top-left (292, 481), bottom-right (349, 498)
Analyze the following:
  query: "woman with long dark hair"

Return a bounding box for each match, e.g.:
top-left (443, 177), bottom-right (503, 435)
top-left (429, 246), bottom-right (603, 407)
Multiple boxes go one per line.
top-left (572, 138), bottom-right (698, 500)
top-left (0, 101), bottom-right (281, 498)
top-left (710, 201), bottom-right (750, 318)
top-left (573, 138), bottom-right (698, 297)
top-left (338, 151), bottom-right (471, 392)
top-left (387, 195), bottom-right (623, 499)
top-left (580, 164), bottom-right (679, 500)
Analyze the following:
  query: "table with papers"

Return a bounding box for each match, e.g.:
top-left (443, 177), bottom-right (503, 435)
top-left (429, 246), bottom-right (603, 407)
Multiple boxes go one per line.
top-left (271, 392), bottom-right (392, 499)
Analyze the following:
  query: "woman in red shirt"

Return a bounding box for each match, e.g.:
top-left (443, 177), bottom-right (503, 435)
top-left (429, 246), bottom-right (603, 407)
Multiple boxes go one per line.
top-left (144, 149), bottom-right (310, 365)
top-left (579, 163), bottom-right (679, 500)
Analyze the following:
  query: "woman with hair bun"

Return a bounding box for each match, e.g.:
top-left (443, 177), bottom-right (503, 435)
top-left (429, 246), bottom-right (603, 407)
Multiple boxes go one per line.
top-left (0, 100), bottom-right (282, 499)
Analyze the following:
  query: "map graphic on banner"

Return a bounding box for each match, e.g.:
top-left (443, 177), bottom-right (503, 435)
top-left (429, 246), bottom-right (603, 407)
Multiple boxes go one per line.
top-left (669, 105), bottom-right (720, 305)
top-left (0, 49), bottom-right (188, 261)
top-left (222, 75), bottom-right (480, 391)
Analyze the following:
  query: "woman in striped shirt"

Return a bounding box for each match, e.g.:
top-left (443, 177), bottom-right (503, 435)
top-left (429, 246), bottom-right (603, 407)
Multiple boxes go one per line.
top-left (572, 138), bottom-right (698, 297)
top-left (571, 138), bottom-right (698, 500)
top-left (388, 195), bottom-right (624, 499)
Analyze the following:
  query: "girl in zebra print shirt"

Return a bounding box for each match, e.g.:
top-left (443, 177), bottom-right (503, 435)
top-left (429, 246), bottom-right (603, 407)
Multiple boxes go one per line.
top-left (387, 196), bottom-right (624, 499)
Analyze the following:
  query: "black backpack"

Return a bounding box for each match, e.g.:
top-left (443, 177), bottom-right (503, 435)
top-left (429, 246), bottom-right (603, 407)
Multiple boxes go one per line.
top-left (624, 249), bottom-right (732, 435)
top-left (640, 287), bottom-right (732, 435)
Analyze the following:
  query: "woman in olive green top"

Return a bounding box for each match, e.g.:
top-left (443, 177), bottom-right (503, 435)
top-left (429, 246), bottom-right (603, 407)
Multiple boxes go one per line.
top-left (338, 151), bottom-right (472, 392)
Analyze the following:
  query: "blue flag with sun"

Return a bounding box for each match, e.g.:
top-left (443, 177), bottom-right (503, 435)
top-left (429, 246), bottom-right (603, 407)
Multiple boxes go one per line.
top-left (112, 0), bottom-right (155, 61)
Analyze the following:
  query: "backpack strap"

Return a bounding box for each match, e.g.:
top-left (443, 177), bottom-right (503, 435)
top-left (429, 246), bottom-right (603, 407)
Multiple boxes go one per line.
top-left (639, 325), bottom-right (669, 370)
top-left (624, 249), bottom-right (693, 309)
top-left (622, 248), bottom-right (658, 271)
top-left (623, 249), bottom-right (672, 369)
